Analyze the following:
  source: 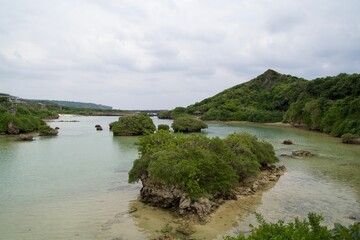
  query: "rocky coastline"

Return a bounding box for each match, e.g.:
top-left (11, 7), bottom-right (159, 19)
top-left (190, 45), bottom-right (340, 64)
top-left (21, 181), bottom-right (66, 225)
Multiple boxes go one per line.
top-left (138, 165), bottom-right (286, 222)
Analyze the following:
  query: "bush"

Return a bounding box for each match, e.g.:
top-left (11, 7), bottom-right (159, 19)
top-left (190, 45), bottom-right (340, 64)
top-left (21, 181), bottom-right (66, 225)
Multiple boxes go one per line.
top-left (341, 133), bottom-right (360, 144)
top-left (110, 114), bottom-right (156, 136)
top-left (157, 124), bottom-right (170, 131)
top-left (224, 213), bottom-right (360, 240)
top-left (172, 116), bottom-right (208, 133)
top-left (128, 131), bottom-right (278, 199)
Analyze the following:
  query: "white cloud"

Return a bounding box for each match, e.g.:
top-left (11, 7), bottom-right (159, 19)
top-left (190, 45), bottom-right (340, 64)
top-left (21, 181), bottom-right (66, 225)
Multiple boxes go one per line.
top-left (0, 0), bottom-right (359, 109)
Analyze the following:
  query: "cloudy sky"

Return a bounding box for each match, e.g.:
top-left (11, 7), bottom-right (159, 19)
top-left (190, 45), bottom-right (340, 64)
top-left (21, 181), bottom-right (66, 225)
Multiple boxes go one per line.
top-left (0, 0), bottom-right (359, 109)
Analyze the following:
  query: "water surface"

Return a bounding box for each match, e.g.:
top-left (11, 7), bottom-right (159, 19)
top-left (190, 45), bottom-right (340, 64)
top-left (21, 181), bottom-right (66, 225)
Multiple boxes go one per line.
top-left (0, 116), bottom-right (359, 239)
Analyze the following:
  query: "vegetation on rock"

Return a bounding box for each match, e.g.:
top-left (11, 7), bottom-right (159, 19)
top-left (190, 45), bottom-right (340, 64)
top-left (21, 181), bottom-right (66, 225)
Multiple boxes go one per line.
top-left (341, 133), bottom-right (360, 144)
top-left (128, 131), bottom-right (278, 200)
top-left (110, 114), bottom-right (156, 136)
top-left (171, 116), bottom-right (208, 133)
top-left (225, 213), bottom-right (360, 240)
top-left (38, 125), bottom-right (58, 136)
top-left (157, 124), bottom-right (170, 131)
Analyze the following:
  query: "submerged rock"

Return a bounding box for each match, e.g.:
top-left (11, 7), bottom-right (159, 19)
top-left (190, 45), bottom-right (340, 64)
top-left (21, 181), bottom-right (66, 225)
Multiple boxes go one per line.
top-left (95, 125), bottom-right (103, 131)
top-left (282, 140), bottom-right (293, 145)
top-left (341, 134), bottom-right (360, 144)
top-left (292, 150), bottom-right (316, 157)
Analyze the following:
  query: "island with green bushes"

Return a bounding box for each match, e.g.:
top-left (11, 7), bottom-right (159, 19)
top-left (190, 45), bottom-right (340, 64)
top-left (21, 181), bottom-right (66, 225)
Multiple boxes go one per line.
top-left (110, 114), bottom-right (156, 136)
top-left (128, 130), bottom-right (285, 220)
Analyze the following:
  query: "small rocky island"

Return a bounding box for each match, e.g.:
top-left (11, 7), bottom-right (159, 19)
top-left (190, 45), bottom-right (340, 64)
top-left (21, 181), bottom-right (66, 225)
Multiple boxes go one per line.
top-left (110, 114), bottom-right (156, 136)
top-left (129, 131), bottom-right (285, 221)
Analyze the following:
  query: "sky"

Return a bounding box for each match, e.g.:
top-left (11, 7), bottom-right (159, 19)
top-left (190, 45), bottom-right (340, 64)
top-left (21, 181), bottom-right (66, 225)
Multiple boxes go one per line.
top-left (0, 0), bottom-right (359, 110)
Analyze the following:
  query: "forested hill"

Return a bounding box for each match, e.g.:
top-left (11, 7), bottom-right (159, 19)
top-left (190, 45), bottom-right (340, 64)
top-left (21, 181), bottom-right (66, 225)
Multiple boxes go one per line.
top-left (25, 99), bottom-right (113, 110)
top-left (160, 69), bottom-right (360, 137)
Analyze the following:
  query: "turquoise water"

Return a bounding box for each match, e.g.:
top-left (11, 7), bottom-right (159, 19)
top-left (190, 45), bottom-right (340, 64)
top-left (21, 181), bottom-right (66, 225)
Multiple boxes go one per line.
top-left (0, 116), bottom-right (359, 239)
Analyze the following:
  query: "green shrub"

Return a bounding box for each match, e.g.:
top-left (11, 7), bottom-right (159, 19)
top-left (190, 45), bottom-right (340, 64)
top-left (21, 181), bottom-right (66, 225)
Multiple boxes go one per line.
top-left (157, 124), bottom-right (170, 131)
top-left (224, 213), bottom-right (360, 240)
top-left (110, 114), bottom-right (156, 136)
top-left (341, 133), bottom-right (360, 144)
top-left (172, 116), bottom-right (208, 133)
top-left (128, 131), bottom-right (278, 199)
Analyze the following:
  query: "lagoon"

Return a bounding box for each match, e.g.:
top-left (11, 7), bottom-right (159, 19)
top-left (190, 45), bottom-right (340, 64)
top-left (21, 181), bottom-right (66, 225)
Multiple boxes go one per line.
top-left (0, 115), bottom-right (359, 239)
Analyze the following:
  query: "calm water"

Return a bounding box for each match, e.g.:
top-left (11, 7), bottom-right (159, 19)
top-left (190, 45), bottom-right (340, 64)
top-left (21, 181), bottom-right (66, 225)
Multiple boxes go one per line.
top-left (0, 116), bottom-right (359, 239)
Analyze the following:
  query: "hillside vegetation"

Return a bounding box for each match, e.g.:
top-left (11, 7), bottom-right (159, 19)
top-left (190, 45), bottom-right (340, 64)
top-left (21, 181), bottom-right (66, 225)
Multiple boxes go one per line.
top-left (25, 99), bottom-right (113, 110)
top-left (0, 96), bottom-right (58, 134)
top-left (162, 70), bottom-right (360, 137)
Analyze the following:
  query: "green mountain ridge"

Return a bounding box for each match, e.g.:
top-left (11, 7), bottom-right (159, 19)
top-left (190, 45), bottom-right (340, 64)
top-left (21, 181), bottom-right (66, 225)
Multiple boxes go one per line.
top-left (24, 99), bottom-right (113, 110)
top-left (161, 69), bottom-right (360, 137)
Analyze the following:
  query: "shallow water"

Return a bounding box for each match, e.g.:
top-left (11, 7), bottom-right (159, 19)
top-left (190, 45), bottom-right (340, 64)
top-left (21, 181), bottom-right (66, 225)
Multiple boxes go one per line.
top-left (0, 116), bottom-right (359, 239)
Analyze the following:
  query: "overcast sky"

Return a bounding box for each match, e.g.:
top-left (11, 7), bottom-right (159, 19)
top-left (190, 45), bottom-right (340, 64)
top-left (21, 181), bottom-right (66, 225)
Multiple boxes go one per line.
top-left (0, 0), bottom-right (359, 109)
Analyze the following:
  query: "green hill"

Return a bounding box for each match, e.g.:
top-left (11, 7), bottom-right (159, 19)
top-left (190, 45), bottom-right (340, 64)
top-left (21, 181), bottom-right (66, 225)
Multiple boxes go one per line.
top-left (162, 69), bottom-right (360, 137)
top-left (24, 99), bottom-right (112, 110)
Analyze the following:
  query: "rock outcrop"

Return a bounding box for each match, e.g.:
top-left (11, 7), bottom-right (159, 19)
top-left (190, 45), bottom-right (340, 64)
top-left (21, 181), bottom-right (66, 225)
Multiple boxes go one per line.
top-left (95, 125), bottom-right (103, 131)
top-left (18, 134), bottom-right (34, 141)
top-left (139, 165), bottom-right (286, 221)
top-left (282, 140), bottom-right (293, 145)
top-left (292, 150), bottom-right (316, 157)
top-left (39, 127), bottom-right (58, 136)
top-left (7, 121), bottom-right (19, 134)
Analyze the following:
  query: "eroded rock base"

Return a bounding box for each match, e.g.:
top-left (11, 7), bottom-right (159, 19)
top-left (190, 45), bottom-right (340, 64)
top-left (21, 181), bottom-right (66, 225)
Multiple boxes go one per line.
top-left (139, 165), bottom-right (286, 222)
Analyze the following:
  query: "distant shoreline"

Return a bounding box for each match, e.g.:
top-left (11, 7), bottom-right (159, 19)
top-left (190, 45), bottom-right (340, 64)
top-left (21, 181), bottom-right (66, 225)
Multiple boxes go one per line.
top-left (205, 120), bottom-right (292, 127)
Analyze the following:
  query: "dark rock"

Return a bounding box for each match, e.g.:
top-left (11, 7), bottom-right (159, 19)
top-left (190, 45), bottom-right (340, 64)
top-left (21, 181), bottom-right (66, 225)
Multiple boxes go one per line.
top-left (95, 125), bottom-right (103, 131)
top-left (292, 150), bottom-right (316, 157)
top-left (140, 175), bottom-right (183, 208)
top-left (55, 127), bottom-right (60, 130)
top-left (280, 153), bottom-right (294, 158)
top-left (138, 166), bottom-right (286, 221)
top-left (18, 134), bottom-right (34, 141)
top-left (282, 140), bottom-right (293, 145)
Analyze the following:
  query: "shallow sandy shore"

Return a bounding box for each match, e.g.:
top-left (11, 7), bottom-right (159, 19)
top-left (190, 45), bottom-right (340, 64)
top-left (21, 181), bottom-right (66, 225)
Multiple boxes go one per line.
top-left (130, 168), bottom-right (284, 239)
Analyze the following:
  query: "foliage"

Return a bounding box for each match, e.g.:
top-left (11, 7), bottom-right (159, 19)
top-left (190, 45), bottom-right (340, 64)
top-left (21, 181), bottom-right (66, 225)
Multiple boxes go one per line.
top-left (38, 125), bottom-right (58, 136)
top-left (110, 114), bottom-right (156, 136)
top-left (224, 213), bottom-right (360, 240)
top-left (171, 116), bottom-right (208, 133)
top-left (178, 69), bottom-right (307, 123)
top-left (0, 100), bottom-right (53, 134)
top-left (165, 70), bottom-right (360, 137)
top-left (24, 99), bottom-right (112, 110)
top-left (128, 131), bottom-right (278, 199)
top-left (332, 222), bottom-right (360, 240)
top-left (157, 124), bottom-right (170, 131)
top-left (158, 107), bottom-right (190, 119)
top-left (284, 73), bottom-right (360, 136)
